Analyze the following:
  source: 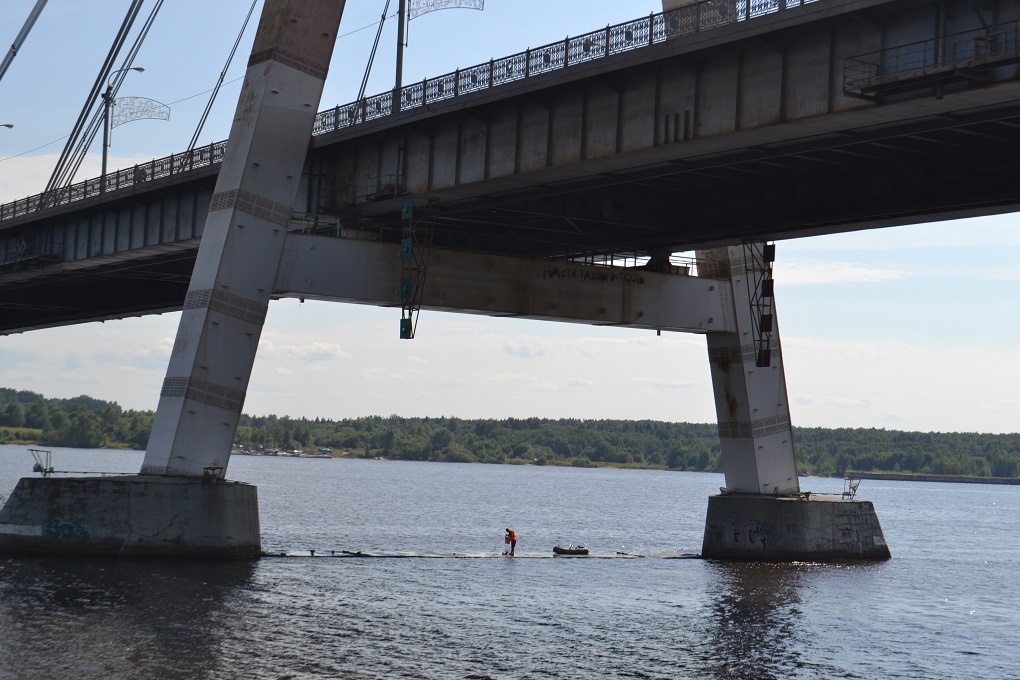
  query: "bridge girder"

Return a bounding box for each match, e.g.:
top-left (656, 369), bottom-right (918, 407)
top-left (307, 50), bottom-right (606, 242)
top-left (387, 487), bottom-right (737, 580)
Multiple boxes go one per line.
top-left (6, 96), bottom-right (1020, 335)
top-left (5, 0), bottom-right (1020, 335)
top-left (276, 234), bottom-right (730, 333)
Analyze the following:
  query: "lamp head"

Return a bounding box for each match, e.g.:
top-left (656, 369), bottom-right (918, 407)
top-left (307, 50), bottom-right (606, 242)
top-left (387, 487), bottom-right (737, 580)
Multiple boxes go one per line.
top-left (107, 66), bottom-right (145, 89)
top-left (0, 123), bottom-right (13, 129)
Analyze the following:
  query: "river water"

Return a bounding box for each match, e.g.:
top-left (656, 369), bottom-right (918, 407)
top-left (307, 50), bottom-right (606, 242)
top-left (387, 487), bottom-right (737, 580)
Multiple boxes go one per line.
top-left (0, 445), bottom-right (1016, 679)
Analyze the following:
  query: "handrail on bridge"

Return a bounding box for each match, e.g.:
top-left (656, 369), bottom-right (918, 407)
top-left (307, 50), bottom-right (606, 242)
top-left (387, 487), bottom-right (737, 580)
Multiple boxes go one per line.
top-left (0, 141), bottom-right (226, 225)
top-left (0, 0), bottom-right (820, 228)
top-left (314, 0), bottom-right (818, 134)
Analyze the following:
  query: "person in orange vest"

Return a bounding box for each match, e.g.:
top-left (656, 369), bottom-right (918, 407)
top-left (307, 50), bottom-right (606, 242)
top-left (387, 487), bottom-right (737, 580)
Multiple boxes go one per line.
top-left (504, 528), bottom-right (518, 556)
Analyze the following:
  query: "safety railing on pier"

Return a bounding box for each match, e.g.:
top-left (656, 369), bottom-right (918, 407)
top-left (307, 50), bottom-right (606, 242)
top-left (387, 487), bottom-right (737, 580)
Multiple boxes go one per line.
top-left (573, 252), bottom-right (700, 276)
top-left (0, 0), bottom-right (821, 228)
top-left (844, 20), bottom-right (1020, 95)
top-left (0, 237), bottom-right (62, 274)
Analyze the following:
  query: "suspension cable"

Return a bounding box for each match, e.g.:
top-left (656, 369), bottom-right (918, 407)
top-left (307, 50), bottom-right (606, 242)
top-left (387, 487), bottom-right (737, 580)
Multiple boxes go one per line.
top-left (0, 0), bottom-right (49, 85)
top-left (358, 0), bottom-right (393, 102)
top-left (188, 0), bottom-right (258, 151)
top-left (45, 0), bottom-right (146, 193)
top-left (45, 0), bottom-right (166, 192)
top-left (66, 0), bottom-right (166, 186)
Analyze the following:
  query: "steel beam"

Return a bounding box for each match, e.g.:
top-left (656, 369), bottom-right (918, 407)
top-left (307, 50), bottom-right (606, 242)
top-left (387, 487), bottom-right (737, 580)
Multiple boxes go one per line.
top-left (275, 234), bottom-right (731, 333)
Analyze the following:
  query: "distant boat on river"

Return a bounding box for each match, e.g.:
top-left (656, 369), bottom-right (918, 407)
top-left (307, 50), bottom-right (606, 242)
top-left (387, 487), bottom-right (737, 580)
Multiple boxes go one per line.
top-left (231, 447), bottom-right (333, 458)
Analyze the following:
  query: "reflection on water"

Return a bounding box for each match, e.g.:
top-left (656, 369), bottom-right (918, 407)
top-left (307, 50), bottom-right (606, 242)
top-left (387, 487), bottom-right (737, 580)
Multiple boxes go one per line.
top-left (0, 559), bottom-right (256, 680)
top-left (706, 562), bottom-right (807, 679)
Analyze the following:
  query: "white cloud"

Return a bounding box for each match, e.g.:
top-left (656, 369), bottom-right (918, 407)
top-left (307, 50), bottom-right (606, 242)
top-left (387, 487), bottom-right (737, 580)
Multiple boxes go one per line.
top-left (485, 372), bottom-right (539, 386)
top-left (783, 215), bottom-right (1020, 252)
top-left (260, 339), bottom-right (347, 362)
top-left (359, 366), bottom-right (405, 382)
top-left (291, 341), bottom-right (346, 361)
top-left (0, 151), bottom-right (164, 204)
top-left (94, 340), bottom-right (172, 371)
top-left (502, 337), bottom-right (549, 357)
top-left (530, 382), bottom-right (566, 393)
top-left (781, 333), bottom-right (1020, 433)
top-left (792, 394), bottom-right (873, 410)
top-left (631, 376), bottom-right (699, 391)
top-left (2, 291), bottom-right (1014, 431)
top-left (965, 396), bottom-right (1017, 417)
top-left (0, 153), bottom-right (62, 203)
top-left (955, 264), bottom-right (1020, 282)
top-left (775, 259), bottom-right (912, 285)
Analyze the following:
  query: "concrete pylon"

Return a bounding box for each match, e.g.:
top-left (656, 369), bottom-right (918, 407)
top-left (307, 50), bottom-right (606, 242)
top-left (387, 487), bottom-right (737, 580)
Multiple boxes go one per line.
top-left (0, 0), bottom-right (348, 559)
top-left (697, 243), bottom-right (889, 561)
top-left (142, 0), bottom-right (347, 478)
top-left (698, 244), bottom-right (799, 496)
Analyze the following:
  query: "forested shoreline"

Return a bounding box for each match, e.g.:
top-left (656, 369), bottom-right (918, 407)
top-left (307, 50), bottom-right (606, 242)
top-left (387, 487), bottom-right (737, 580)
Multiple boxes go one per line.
top-left (1, 387), bottom-right (1018, 478)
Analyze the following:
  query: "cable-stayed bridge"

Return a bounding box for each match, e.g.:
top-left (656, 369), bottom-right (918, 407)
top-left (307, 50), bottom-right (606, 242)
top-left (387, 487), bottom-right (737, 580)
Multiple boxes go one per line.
top-left (3, 0), bottom-right (1018, 333)
top-left (1, 0), bottom-right (1016, 559)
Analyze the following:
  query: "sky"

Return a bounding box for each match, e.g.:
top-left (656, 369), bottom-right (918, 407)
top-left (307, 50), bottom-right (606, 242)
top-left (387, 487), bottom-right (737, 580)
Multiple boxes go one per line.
top-left (0, 0), bottom-right (1018, 434)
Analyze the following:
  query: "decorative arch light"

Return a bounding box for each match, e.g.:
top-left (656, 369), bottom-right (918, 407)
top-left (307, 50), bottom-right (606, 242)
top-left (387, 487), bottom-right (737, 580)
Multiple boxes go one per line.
top-left (409, 0), bottom-right (483, 20)
top-left (111, 97), bottom-right (170, 128)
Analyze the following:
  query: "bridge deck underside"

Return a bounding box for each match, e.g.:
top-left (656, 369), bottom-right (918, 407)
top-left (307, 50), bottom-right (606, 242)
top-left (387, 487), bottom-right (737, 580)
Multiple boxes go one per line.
top-left (0, 248), bottom-right (196, 332)
top-left (4, 100), bottom-right (1020, 334)
top-left (0, 172), bottom-right (216, 333)
top-left (4, 0), bottom-right (1020, 333)
top-left (323, 101), bottom-right (1020, 259)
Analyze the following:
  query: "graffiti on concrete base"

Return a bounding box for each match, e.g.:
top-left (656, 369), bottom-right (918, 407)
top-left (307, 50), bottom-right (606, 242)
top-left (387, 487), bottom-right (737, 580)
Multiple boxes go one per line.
top-left (723, 519), bottom-right (769, 551)
top-left (42, 518), bottom-right (91, 542)
top-left (838, 527), bottom-right (861, 547)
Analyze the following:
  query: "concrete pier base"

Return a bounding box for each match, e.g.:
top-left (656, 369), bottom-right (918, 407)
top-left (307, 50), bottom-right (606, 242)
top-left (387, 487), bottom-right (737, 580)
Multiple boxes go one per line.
top-left (702, 493), bottom-right (891, 561)
top-left (0, 476), bottom-right (260, 558)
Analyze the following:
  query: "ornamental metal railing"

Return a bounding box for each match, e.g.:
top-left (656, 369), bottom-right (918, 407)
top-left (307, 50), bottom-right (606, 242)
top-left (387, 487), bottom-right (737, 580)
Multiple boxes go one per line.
top-left (0, 142), bottom-right (226, 225)
top-left (0, 0), bottom-right (820, 226)
top-left (313, 0), bottom-right (819, 134)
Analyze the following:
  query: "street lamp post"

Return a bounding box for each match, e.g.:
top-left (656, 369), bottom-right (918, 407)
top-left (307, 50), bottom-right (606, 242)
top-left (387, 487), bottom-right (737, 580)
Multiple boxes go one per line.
top-left (101, 66), bottom-right (144, 189)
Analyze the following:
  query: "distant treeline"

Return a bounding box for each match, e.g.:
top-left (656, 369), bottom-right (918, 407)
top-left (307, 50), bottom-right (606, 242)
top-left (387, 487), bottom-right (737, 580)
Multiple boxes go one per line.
top-left (0, 388), bottom-right (152, 450)
top-left (1, 388), bottom-right (1019, 478)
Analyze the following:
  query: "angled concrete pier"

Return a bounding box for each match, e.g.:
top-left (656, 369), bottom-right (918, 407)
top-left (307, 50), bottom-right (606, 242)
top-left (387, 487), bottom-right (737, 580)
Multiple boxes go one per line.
top-left (694, 243), bottom-right (889, 561)
top-left (0, 0), bottom-right (347, 559)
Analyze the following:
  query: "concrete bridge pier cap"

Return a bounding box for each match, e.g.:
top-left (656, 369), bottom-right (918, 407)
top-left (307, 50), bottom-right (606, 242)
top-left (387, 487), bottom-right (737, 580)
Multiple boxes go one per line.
top-left (696, 244), bottom-right (890, 561)
top-left (0, 0), bottom-right (348, 559)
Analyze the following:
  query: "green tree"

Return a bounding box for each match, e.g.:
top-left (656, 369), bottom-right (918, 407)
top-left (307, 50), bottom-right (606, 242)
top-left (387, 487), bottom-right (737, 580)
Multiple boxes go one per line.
top-left (48, 409), bottom-right (69, 431)
top-left (25, 400), bottom-right (50, 429)
top-left (1, 402), bottom-right (26, 428)
top-left (49, 412), bottom-right (106, 448)
top-left (430, 427), bottom-right (453, 454)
